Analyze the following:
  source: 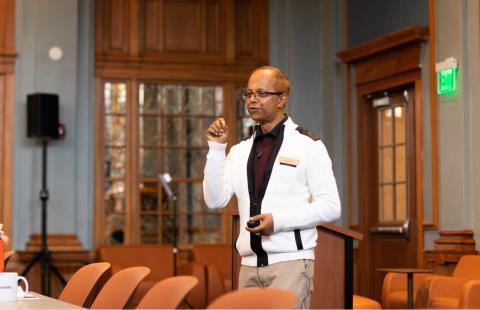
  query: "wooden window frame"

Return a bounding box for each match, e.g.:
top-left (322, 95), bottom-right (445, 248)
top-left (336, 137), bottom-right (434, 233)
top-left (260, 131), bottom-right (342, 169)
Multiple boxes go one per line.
top-left (94, 0), bottom-right (268, 249)
top-left (0, 0), bottom-right (15, 244)
top-left (94, 77), bottom-right (249, 248)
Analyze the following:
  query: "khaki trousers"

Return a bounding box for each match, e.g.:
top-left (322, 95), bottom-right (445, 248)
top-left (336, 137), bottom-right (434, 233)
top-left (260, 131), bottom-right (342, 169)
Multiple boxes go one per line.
top-left (238, 259), bottom-right (314, 309)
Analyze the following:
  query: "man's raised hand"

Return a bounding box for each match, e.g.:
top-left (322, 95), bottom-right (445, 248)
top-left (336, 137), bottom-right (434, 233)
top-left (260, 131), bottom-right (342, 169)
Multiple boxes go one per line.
top-left (206, 117), bottom-right (229, 144)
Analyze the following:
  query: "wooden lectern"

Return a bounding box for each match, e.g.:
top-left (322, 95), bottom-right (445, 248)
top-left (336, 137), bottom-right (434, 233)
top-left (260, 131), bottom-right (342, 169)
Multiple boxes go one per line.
top-left (229, 212), bottom-right (362, 309)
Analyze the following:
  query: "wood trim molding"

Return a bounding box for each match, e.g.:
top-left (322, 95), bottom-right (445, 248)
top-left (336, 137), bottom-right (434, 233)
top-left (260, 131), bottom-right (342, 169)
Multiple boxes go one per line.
top-left (338, 24), bottom-right (439, 231)
top-left (0, 0), bottom-right (15, 249)
top-left (95, 62), bottom-right (257, 83)
top-left (427, 0), bottom-right (439, 230)
top-left (424, 230), bottom-right (478, 275)
top-left (337, 26), bottom-right (428, 64)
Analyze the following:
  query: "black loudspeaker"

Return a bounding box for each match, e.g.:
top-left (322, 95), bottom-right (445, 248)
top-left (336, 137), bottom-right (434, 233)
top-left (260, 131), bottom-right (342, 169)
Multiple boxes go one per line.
top-left (27, 93), bottom-right (59, 139)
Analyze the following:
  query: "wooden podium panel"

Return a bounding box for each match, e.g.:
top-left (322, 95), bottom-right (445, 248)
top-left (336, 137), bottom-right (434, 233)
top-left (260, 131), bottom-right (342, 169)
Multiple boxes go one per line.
top-left (230, 212), bottom-right (362, 309)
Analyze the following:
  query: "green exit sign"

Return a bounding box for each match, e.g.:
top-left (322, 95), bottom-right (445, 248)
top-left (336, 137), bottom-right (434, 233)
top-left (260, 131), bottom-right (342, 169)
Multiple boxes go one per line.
top-left (437, 68), bottom-right (457, 94)
top-left (436, 57), bottom-right (458, 95)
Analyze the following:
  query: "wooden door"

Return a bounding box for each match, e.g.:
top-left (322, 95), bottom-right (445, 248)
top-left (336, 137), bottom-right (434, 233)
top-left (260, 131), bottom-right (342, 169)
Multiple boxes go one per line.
top-left (358, 86), bottom-right (418, 301)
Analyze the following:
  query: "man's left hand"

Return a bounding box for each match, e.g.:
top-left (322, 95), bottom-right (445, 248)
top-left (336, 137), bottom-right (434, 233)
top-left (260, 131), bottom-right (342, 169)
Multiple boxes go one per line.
top-left (246, 213), bottom-right (274, 236)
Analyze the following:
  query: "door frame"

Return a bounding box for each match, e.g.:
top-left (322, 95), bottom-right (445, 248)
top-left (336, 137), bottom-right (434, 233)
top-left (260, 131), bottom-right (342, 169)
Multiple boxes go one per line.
top-left (356, 71), bottom-right (424, 297)
top-left (337, 26), bottom-right (430, 298)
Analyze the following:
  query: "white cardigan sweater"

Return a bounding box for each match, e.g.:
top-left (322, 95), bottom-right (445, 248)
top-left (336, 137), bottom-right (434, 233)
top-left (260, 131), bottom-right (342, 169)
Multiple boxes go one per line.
top-left (203, 117), bottom-right (341, 266)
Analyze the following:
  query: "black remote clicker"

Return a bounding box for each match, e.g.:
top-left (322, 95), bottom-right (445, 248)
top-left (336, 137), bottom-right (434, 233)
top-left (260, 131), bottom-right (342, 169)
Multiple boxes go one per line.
top-left (247, 220), bottom-right (260, 228)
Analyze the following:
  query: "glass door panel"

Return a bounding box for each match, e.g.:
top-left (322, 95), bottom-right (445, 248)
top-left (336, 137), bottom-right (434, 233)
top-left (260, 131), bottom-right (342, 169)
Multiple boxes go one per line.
top-left (103, 82), bottom-right (127, 244)
top-left (138, 84), bottom-right (223, 244)
top-left (377, 100), bottom-right (407, 223)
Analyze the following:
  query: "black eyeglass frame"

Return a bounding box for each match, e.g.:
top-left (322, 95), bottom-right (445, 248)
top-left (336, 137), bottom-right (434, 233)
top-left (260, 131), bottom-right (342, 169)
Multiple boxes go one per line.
top-left (241, 90), bottom-right (284, 101)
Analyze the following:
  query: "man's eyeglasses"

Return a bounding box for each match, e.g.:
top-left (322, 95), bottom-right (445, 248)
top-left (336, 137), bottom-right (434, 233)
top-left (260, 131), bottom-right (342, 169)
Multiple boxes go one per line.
top-left (241, 90), bottom-right (284, 101)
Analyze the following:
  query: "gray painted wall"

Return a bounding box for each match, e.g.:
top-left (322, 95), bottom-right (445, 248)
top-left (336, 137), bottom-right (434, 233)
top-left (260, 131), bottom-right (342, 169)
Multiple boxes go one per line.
top-left (269, 0), bottom-right (347, 226)
top-left (428, 0), bottom-right (480, 247)
top-left (13, 0), bottom-right (94, 249)
top-left (348, 0), bottom-right (428, 46)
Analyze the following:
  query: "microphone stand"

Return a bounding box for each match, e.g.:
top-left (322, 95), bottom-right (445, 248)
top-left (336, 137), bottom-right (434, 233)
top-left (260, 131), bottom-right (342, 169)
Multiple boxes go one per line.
top-left (159, 173), bottom-right (177, 276)
top-left (21, 138), bottom-right (66, 296)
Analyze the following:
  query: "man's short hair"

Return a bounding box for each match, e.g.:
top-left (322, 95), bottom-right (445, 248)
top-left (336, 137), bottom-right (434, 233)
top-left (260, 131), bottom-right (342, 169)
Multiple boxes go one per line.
top-left (251, 65), bottom-right (291, 95)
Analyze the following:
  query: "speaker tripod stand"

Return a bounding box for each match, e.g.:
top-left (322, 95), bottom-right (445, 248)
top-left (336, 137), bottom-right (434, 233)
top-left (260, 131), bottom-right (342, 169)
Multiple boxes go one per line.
top-left (21, 139), bottom-right (66, 296)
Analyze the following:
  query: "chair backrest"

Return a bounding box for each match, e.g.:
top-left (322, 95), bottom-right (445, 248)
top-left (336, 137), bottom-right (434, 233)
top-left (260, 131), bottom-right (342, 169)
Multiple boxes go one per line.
top-left (207, 288), bottom-right (297, 309)
top-left (58, 262), bottom-right (111, 307)
top-left (177, 262), bottom-right (208, 309)
top-left (453, 255), bottom-right (480, 279)
top-left (98, 245), bottom-right (173, 281)
top-left (3, 250), bottom-right (15, 269)
top-left (192, 244), bottom-right (232, 281)
top-left (206, 264), bottom-right (227, 302)
top-left (91, 266), bottom-right (150, 309)
top-left (136, 276), bottom-right (198, 309)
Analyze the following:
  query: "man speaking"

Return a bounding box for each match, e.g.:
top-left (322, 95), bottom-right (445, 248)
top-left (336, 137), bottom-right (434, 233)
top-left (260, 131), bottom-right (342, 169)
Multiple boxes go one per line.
top-left (203, 65), bottom-right (341, 309)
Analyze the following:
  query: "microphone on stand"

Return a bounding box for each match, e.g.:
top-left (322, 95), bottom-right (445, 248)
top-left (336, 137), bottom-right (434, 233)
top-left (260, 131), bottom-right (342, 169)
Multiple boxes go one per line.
top-left (159, 173), bottom-right (174, 198)
top-left (158, 172), bottom-right (178, 276)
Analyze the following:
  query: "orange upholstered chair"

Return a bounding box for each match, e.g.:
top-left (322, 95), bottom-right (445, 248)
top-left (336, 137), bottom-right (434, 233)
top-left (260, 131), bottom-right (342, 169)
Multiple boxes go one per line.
top-left (353, 295), bottom-right (382, 309)
top-left (192, 244), bottom-right (232, 304)
top-left (177, 262), bottom-right (208, 308)
top-left (192, 244), bottom-right (232, 289)
top-left (58, 262), bottom-right (111, 307)
top-left (382, 272), bottom-right (434, 308)
top-left (98, 245), bottom-right (173, 307)
top-left (136, 276), bottom-right (198, 309)
top-left (416, 255), bottom-right (480, 308)
top-left (90, 266), bottom-right (150, 309)
top-left (207, 288), bottom-right (297, 309)
top-left (2, 250), bottom-right (15, 271)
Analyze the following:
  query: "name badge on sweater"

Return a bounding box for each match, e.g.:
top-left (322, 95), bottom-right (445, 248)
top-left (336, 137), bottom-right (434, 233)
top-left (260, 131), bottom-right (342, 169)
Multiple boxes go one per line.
top-left (279, 156), bottom-right (299, 167)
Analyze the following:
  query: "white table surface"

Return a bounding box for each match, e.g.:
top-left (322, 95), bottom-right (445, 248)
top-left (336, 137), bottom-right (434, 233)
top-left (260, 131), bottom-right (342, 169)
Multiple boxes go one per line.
top-left (0, 292), bottom-right (83, 309)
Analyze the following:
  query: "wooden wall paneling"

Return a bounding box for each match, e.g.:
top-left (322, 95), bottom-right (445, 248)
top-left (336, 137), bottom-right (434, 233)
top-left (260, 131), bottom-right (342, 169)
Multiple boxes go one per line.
top-left (93, 77), bottom-right (105, 249)
top-left (354, 44), bottom-right (421, 85)
top-left (3, 74), bottom-right (14, 250)
top-left (234, 0), bottom-right (253, 57)
top-left (0, 0), bottom-right (15, 54)
top-left (96, 0), bottom-right (131, 58)
top-left (124, 79), bottom-right (136, 244)
top-left (97, 0), bottom-right (267, 65)
top-left (142, 0), bottom-right (165, 53)
top-left (127, 79), bottom-right (140, 244)
top-left (234, 0), bottom-right (268, 64)
top-left (95, 63), bottom-right (256, 84)
top-left (424, 230), bottom-right (478, 275)
top-left (206, 0), bottom-right (221, 53)
top-left (164, 0), bottom-right (203, 51)
top-left (414, 77), bottom-right (425, 266)
top-left (140, 0), bottom-right (226, 63)
top-left (221, 82), bottom-right (237, 244)
top-left (337, 26), bottom-right (428, 64)
top-left (0, 75), bottom-right (3, 234)
top-left (425, 0), bottom-right (439, 229)
top-left (0, 0), bottom-right (15, 248)
top-left (224, 0), bottom-right (235, 62)
top-left (355, 93), bottom-right (375, 296)
top-left (257, 0), bottom-right (269, 64)
top-left (0, 0), bottom-right (5, 51)
top-left (129, 0), bottom-right (140, 58)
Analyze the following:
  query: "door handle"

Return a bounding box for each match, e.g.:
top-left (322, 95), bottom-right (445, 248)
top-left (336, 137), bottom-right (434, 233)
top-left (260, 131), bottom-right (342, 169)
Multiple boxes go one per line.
top-left (370, 219), bottom-right (410, 240)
